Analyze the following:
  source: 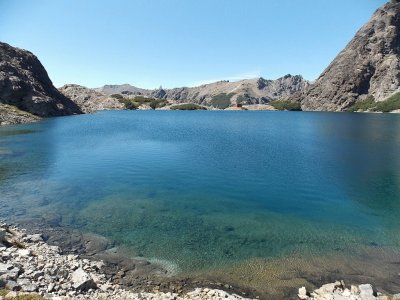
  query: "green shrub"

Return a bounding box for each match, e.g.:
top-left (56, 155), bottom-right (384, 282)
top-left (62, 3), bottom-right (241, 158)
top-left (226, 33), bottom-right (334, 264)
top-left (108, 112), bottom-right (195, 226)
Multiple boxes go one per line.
top-left (269, 100), bottom-right (302, 111)
top-left (132, 96), bottom-right (153, 104)
top-left (236, 95), bottom-right (246, 104)
top-left (118, 98), bottom-right (137, 110)
top-left (110, 94), bottom-right (124, 100)
top-left (170, 104), bottom-right (207, 110)
top-left (149, 99), bottom-right (168, 109)
top-left (347, 96), bottom-right (375, 112)
top-left (210, 93), bottom-right (235, 109)
top-left (347, 93), bottom-right (400, 112)
top-left (375, 92), bottom-right (400, 112)
top-left (117, 96), bottom-right (168, 110)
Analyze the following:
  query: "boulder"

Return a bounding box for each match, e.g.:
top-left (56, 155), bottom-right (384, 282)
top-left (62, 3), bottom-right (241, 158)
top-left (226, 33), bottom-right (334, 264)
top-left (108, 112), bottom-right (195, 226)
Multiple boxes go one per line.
top-left (0, 263), bottom-right (12, 276)
top-left (298, 286), bottom-right (309, 300)
top-left (71, 267), bottom-right (97, 291)
top-left (17, 278), bottom-right (37, 292)
top-left (25, 234), bottom-right (43, 243)
top-left (358, 284), bottom-right (375, 300)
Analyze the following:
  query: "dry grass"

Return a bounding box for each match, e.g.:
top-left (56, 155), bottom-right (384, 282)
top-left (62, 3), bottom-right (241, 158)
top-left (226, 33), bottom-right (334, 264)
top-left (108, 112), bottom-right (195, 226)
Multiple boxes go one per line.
top-left (0, 290), bottom-right (45, 300)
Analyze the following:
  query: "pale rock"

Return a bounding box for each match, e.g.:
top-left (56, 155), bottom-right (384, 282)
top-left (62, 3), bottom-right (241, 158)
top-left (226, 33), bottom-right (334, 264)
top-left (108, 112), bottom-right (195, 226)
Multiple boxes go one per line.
top-left (298, 286), bottom-right (309, 300)
top-left (358, 284), bottom-right (374, 298)
top-left (342, 289), bottom-right (351, 297)
top-left (71, 267), bottom-right (97, 291)
top-left (25, 234), bottom-right (43, 243)
top-left (5, 280), bottom-right (19, 291)
top-left (0, 263), bottom-right (12, 275)
top-left (17, 278), bottom-right (37, 292)
top-left (47, 282), bottom-right (55, 292)
top-left (4, 291), bottom-right (17, 299)
top-left (351, 286), bottom-right (360, 295)
top-left (392, 293), bottom-right (400, 300)
top-left (17, 249), bottom-right (31, 256)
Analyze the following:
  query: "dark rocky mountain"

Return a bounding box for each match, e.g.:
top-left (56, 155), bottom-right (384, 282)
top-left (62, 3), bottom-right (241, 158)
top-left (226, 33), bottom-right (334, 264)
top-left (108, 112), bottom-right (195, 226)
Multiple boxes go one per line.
top-left (0, 42), bottom-right (81, 124)
top-left (295, 0), bottom-right (400, 111)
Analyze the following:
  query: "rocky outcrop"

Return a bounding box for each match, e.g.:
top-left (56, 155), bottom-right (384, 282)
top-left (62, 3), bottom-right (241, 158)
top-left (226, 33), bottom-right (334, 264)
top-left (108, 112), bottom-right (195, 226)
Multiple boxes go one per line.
top-left (0, 103), bottom-right (40, 126)
top-left (296, 1), bottom-right (400, 111)
top-left (58, 84), bottom-right (124, 113)
top-left (0, 42), bottom-right (82, 122)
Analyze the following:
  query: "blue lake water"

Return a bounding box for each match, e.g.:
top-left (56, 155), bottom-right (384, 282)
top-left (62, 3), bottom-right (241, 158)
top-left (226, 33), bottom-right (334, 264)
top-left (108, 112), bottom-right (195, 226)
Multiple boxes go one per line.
top-left (1, 110), bottom-right (400, 288)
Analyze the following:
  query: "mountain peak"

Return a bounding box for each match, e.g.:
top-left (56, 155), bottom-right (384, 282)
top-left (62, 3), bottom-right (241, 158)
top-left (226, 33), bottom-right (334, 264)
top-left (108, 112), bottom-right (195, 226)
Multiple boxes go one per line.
top-left (295, 1), bottom-right (400, 111)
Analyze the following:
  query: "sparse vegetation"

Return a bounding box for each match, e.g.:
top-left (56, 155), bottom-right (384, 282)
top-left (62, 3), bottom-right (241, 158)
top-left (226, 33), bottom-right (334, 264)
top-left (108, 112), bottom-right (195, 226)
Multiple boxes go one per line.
top-left (110, 94), bottom-right (124, 100)
top-left (347, 93), bottom-right (400, 112)
top-left (210, 93), bottom-right (235, 109)
top-left (115, 95), bottom-right (168, 110)
top-left (0, 290), bottom-right (44, 300)
top-left (347, 96), bottom-right (376, 112)
top-left (236, 95), bottom-right (246, 104)
top-left (269, 100), bottom-right (302, 111)
top-left (170, 104), bottom-right (207, 110)
top-left (375, 92), bottom-right (400, 112)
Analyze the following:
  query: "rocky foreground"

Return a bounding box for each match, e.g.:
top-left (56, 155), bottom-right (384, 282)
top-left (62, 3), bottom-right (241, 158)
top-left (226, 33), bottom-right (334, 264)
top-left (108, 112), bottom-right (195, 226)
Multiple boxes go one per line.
top-left (1, 222), bottom-right (399, 300)
top-left (0, 222), bottom-right (255, 300)
top-left (298, 281), bottom-right (400, 300)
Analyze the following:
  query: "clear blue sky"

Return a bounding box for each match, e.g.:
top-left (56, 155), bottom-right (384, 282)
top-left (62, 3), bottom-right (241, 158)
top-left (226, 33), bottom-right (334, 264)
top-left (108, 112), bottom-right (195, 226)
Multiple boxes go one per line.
top-left (0, 0), bottom-right (388, 89)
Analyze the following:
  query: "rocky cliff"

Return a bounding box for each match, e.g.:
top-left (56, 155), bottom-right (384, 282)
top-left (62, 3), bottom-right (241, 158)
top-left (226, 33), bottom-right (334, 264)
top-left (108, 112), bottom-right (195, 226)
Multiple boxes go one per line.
top-left (296, 0), bottom-right (400, 111)
top-left (0, 42), bottom-right (82, 124)
top-left (59, 84), bottom-right (124, 113)
top-left (97, 75), bottom-right (308, 106)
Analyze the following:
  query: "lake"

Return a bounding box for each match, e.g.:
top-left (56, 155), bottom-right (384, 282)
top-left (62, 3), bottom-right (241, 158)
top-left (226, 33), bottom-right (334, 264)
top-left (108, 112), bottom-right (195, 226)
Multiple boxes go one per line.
top-left (1, 110), bottom-right (400, 297)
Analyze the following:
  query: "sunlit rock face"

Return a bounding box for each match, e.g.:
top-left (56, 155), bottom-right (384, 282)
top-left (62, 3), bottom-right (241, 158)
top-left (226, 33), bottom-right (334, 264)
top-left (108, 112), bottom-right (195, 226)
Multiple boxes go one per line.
top-left (293, 1), bottom-right (400, 111)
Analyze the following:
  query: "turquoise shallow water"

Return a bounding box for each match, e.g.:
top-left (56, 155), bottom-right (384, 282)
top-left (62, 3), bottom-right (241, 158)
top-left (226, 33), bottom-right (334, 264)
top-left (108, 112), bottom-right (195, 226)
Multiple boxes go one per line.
top-left (1, 111), bottom-right (400, 274)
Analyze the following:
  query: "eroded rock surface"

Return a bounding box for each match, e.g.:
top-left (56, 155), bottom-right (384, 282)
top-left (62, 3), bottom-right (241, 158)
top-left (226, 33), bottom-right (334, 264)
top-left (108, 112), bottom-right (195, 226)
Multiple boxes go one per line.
top-left (0, 42), bottom-right (82, 123)
top-left (295, 1), bottom-right (400, 111)
top-left (58, 84), bottom-right (124, 113)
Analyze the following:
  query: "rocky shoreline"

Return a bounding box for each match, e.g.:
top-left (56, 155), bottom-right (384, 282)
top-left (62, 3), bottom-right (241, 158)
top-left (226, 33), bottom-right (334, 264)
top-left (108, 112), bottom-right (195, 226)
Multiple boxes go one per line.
top-left (0, 222), bottom-right (257, 300)
top-left (1, 222), bottom-right (399, 300)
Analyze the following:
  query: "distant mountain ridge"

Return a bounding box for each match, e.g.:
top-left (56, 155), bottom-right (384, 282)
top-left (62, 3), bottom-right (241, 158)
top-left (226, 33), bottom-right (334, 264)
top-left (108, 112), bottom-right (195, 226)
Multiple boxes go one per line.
top-left (96, 74), bottom-right (309, 106)
top-left (95, 84), bottom-right (149, 96)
